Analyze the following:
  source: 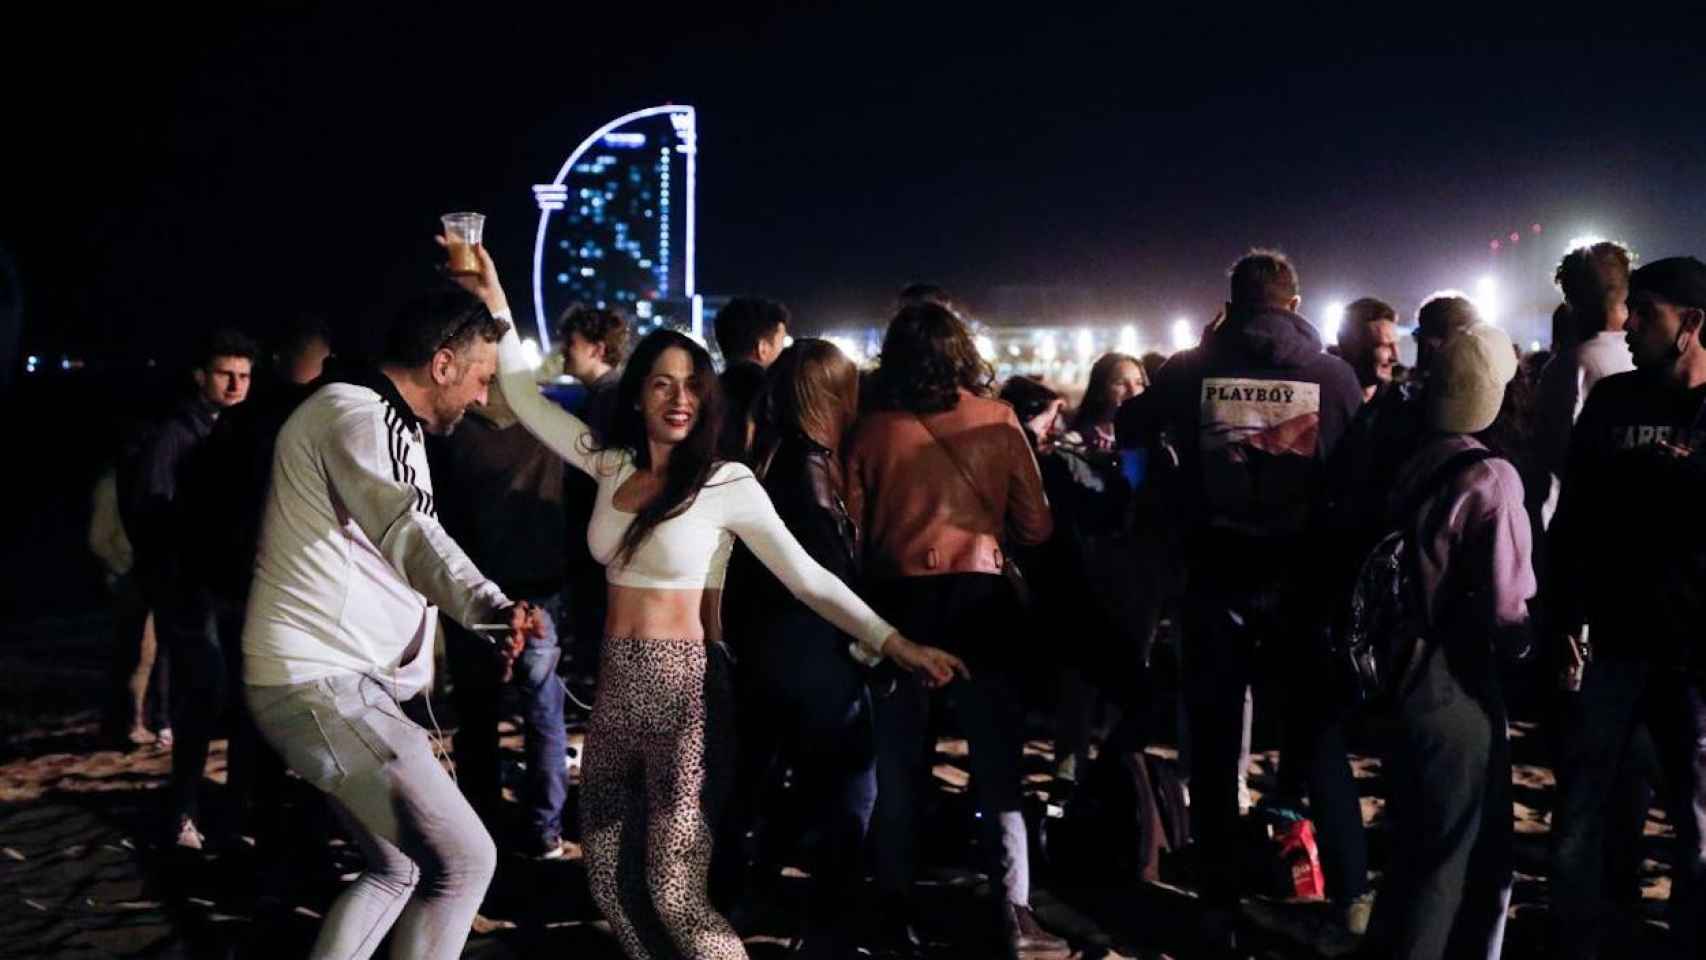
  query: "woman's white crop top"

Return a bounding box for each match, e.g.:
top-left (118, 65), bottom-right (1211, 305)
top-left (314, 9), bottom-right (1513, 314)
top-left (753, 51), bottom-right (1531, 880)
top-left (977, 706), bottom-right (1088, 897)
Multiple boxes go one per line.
top-left (496, 319), bottom-right (894, 663)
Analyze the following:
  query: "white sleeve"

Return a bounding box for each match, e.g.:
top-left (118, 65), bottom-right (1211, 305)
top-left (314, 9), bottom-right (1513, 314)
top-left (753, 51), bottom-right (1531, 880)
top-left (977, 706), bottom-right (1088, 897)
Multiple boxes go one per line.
top-left (716, 464), bottom-right (894, 665)
top-left (322, 404), bottom-right (511, 629)
top-left (495, 312), bottom-right (607, 478)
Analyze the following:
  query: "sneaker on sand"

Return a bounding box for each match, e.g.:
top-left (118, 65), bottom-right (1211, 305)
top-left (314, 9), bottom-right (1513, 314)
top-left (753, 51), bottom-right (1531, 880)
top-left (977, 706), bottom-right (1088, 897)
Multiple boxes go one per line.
top-left (173, 816), bottom-right (206, 852)
top-left (521, 835), bottom-right (568, 861)
top-left (1344, 891), bottom-right (1374, 937)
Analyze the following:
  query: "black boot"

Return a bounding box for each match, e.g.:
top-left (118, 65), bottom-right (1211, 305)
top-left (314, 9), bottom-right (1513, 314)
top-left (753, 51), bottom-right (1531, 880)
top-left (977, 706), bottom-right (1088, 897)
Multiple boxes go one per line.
top-left (870, 897), bottom-right (925, 958)
top-left (1000, 902), bottom-right (1071, 960)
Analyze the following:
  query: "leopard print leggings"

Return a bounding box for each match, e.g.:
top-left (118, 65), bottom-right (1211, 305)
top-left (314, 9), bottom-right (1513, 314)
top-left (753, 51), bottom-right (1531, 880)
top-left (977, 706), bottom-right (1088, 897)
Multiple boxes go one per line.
top-left (582, 636), bottom-right (745, 960)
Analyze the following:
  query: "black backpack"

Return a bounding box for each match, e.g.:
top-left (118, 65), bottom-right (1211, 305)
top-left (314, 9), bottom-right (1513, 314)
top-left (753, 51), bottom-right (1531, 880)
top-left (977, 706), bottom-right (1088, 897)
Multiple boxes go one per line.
top-left (1336, 449), bottom-right (1496, 709)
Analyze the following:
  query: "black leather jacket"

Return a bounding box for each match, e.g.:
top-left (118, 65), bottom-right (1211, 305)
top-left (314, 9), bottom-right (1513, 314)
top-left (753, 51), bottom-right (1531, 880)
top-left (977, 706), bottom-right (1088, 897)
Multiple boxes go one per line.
top-left (724, 431), bottom-right (862, 678)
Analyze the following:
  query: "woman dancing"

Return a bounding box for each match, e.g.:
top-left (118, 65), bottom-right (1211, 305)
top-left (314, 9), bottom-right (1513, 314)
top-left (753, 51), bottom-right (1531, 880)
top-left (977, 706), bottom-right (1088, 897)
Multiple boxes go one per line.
top-left (449, 242), bottom-right (965, 959)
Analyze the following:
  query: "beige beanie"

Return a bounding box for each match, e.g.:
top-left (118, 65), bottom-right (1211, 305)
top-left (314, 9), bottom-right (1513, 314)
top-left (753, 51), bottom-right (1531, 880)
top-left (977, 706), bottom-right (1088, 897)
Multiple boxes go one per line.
top-left (1426, 323), bottom-right (1517, 434)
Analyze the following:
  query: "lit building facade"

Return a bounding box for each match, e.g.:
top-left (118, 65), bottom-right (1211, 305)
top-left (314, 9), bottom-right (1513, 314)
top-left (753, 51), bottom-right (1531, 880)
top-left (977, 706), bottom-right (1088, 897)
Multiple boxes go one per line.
top-left (531, 105), bottom-right (698, 349)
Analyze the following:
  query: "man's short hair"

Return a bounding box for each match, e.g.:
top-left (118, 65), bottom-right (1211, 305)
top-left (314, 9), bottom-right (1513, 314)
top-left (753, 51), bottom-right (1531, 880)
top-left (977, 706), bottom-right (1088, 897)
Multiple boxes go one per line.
top-left (713, 297), bottom-right (789, 362)
top-left (1228, 249), bottom-right (1301, 309)
top-left (382, 287), bottom-right (510, 367)
top-left (1345, 297), bottom-right (1397, 329)
top-left (555, 304), bottom-right (630, 364)
top-left (200, 328), bottom-right (259, 369)
top-left (1555, 241), bottom-right (1633, 310)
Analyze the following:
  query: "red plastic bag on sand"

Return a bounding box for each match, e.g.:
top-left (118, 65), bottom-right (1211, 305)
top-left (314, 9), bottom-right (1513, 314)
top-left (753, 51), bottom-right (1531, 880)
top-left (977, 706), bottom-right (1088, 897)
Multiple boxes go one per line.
top-left (1273, 817), bottom-right (1325, 900)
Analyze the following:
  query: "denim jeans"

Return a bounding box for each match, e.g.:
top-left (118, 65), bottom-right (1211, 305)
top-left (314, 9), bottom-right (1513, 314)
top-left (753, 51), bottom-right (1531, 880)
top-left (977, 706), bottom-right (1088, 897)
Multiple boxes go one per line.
top-left (444, 596), bottom-right (567, 845)
top-left (248, 674), bottom-right (496, 960)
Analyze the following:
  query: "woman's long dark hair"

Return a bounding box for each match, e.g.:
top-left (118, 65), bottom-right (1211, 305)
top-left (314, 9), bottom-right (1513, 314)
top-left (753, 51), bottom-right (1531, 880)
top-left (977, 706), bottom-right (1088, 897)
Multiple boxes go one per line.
top-left (599, 329), bottom-right (727, 565)
top-left (1072, 352), bottom-right (1146, 434)
top-left (867, 302), bottom-right (994, 414)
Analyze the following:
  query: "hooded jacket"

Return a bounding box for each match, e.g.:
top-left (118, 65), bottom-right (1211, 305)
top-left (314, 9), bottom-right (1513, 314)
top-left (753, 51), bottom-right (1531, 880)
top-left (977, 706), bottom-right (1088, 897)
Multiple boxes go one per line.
top-left (242, 367), bottom-right (510, 697)
top-left (1117, 305), bottom-right (1362, 588)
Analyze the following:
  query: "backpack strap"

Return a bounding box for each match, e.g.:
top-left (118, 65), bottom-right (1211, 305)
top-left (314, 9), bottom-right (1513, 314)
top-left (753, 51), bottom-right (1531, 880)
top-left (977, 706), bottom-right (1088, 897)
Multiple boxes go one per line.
top-left (1394, 447), bottom-right (1499, 529)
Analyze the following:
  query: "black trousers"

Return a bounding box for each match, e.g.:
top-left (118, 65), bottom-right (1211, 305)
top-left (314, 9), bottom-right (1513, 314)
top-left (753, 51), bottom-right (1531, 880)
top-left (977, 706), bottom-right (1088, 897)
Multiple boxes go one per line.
top-left (1180, 589), bottom-right (1369, 906)
top-left (1367, 647), bottom-right (1511, 960)
top-left (158, 598), bottom-right (251, 824)
top-left (1550, 654), bottom-right (1706, 959)
top-left (718, 621), bottom-right (877, 936)
top-left (869, 573), bottom-right (1032, 907)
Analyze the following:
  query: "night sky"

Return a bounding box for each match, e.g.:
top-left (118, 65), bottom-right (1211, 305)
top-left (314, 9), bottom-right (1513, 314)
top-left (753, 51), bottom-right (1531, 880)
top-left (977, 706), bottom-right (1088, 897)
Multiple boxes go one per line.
top-left (8, 5), bottom-right (1706, 366)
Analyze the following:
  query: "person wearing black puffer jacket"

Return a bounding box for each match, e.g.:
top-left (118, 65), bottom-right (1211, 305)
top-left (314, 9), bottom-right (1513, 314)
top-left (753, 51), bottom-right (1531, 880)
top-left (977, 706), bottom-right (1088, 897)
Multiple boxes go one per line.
top-left (719, 339), bottom-right (881, 960)
top-left (1117, 249), bottom-right (1370, 949)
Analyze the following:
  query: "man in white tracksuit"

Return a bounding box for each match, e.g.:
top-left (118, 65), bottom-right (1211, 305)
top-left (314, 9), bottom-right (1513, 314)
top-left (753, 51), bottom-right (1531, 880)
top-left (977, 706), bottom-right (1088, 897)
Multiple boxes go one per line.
top-left (242, 286), bottom-right (539, 960)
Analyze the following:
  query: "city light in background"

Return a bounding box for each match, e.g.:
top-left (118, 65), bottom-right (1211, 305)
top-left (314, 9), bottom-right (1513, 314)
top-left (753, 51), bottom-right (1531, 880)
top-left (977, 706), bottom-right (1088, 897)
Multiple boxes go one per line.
top-left (975, 334), bottom-right (996, 361)
top-left (1076, 328), bottom-right (1095, 362)
top-left (1118, 324), bottom-right (1140, 357)
top-left (1036, 331), bottom-right (1059, 363)
top-left (825, 335), bottom-right (863, 363)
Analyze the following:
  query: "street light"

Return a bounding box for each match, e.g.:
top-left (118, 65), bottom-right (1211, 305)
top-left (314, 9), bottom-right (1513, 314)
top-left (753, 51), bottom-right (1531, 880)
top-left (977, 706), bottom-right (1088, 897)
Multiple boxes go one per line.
top-left (1076, 328), bottom-right (1096, 362)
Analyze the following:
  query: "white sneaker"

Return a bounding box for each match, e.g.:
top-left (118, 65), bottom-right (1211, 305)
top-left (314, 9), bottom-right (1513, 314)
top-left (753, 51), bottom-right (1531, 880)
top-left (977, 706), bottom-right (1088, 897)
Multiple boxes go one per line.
top-left (174, 816), bottom-right (205, 851)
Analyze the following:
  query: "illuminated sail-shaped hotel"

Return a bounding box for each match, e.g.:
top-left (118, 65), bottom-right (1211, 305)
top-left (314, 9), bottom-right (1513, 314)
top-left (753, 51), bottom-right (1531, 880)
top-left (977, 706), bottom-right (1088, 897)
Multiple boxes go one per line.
top-left (531, 105), bottom-right (699, 349)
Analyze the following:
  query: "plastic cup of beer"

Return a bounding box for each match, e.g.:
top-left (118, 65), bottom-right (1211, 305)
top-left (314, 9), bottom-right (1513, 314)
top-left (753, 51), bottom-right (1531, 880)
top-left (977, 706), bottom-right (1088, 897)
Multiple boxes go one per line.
top-left (441, 212), bottom-right (485, 275)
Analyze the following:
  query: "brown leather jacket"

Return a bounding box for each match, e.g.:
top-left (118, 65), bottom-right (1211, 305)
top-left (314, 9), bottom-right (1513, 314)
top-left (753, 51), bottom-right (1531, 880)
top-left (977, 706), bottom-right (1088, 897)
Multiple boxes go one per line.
top-left (845, 389), bottom-right (1053, 580)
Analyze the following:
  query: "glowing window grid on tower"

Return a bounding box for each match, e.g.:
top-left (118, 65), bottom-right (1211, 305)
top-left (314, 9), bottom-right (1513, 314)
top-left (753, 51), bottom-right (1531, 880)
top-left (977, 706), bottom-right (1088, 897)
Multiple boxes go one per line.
top-left (531, 105), bottom-right (698, 350)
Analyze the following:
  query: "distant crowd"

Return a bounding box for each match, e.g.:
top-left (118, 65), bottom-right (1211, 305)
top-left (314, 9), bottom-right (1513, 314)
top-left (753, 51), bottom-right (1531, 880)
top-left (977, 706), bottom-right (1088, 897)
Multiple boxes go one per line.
top-left (88, 237), bottom-right (1706, 960)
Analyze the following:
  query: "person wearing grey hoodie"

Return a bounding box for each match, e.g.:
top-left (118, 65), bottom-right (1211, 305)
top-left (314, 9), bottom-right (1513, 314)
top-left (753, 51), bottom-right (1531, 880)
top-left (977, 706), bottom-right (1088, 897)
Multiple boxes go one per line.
top-left (1117, 249), bottom-right (1369, 948)
top-left (1364, 317), bottom-right (1536, 960)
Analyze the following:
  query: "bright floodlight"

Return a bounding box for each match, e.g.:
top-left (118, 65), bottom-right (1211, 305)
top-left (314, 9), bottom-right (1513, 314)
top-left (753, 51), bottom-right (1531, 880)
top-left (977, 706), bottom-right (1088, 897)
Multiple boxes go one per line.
top-left (1565, 233), bottom-right (1608, 253)
top-left (520, 337), bottom-right (544, 370)
top-left (975, 334), bottom-right (996, 361)
top-left (1117, 324), bottom-right (1140, 357)
top-left (826, 335), bottom-right (863, 364)
top-left (1474, 275), bottom-right (1502, 326)
top-left (1037, 332), bottom-right (1059, 363)
top-left (1321, 300), bottom-right (1346, 346)
top-left (1171, 318), bottom-right (1194, 352)
top-left (1076, 328), bottom-right (1096, 361)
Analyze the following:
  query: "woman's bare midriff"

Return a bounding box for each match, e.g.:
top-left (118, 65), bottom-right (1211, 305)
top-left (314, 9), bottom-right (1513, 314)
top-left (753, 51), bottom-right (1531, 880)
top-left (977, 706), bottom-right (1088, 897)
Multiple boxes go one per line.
top-left (604, 584), bottom-right (724, 644)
